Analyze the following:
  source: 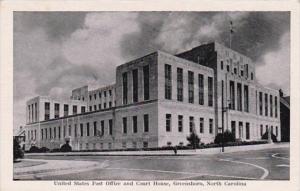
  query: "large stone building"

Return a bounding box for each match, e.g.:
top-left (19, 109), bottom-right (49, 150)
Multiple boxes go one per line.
top-left (23, 42), bottom-right (281, 151)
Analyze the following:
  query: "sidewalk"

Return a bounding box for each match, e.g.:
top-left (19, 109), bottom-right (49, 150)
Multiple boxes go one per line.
top-left (25, 142), bottom-right (290, 156)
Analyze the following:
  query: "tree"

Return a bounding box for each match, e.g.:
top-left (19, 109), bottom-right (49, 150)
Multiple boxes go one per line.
top-left (214, 130), bottom-right (235, 144)
top-left (187, 131), bottom-right (200, 149)
top-left (13, 137), bottom-right (24, 162)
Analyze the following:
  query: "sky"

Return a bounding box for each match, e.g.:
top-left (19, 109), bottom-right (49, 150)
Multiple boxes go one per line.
top-left (13, 11), bottom-right (290, 130)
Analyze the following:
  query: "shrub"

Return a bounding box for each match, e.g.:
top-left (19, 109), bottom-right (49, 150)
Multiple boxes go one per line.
top-left (186, 131), bottom-right (201, 149)
top-left (28, 146), bottom-right (40, 153)
top-left (60, 143), bottom-right (72, 152)
top-left (261, 131), bottom-right (278, 142)
top-left (13, 138), bottom-right (24, 161)
top-left (214, 130), bottom-right (235, 144)
top-left (39, 147), bottom-right (50, 153)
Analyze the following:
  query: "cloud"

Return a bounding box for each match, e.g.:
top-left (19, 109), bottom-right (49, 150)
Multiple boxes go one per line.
top-left (256, 32), bottom-right (290, 95)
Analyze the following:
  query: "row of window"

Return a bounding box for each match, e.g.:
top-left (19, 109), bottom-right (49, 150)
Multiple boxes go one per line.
top-left (258, 92), bottom-right (278, 118)
top-left (44, 102), bottom-right (86, 120)
top-left (122, 65), bottom-right (150, 104)
top-left (220, 60), bottom-right (254, 80)
top-left (165, 114), bottom-right (214, 134)
top-left (122, 114), bottom-right (149, 134)
top-left (89, 89), bottom-right (113, 101)
top-left (89, 101), bottom-right (113, 112)
top-left (28, 103), bottom-right (38, 123)
top-left (259, 124), bottom-right (279, 137)
top-left (40, 120), bottom-right (113, 140)
top-left (78, 141), bottom-right (149, 150)
top-left (165, 64), bottom-right (214, 106)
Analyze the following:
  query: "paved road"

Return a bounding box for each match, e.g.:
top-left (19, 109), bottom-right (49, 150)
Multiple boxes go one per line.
top-left (19, 147), bottom-right (289, 180)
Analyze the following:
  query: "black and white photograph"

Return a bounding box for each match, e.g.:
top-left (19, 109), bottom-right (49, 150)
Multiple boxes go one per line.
top-left (11, 11), bottom-right (292, 182)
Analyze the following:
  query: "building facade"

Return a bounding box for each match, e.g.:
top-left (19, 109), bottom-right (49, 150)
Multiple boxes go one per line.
top-left (23, 42), bottom-right (281, 151)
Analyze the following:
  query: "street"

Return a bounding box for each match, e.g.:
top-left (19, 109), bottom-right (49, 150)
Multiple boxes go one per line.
top-left (15, 147), bottom-right (289, 180)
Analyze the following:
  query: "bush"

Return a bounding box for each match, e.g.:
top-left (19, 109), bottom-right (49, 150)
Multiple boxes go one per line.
top-left (28, 146), bottom-right (40, 153)
top-left (214, 130), bottom-right (235, 144)
top-left (39, 147), bottom-right (50, 153)
top-left (13, 138), bottom-right (24, 161)
top-left (60, 143), bottom-right (72, 152)
top-left (261, 131), bottom-right (278, 142)
top-left (187, 131), bottom-right (201, 149)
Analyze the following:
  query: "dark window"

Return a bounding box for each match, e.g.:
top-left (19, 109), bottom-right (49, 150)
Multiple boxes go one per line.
top-left (260, 125), bottom-right (263, 136)
top-left (177, 68), bottom-right (183, 101)
top-left (246, 122), bottom-right (250, 139)
top-left (122, 72), bottom-right (128, 104)
top-left (123, 117), bottom-right (127, 134)
top-left (132, 69), bottom-right (139, 103)
top-left (165, 64), bottom-right (172, 100)
top-left (63, 126), bottom-right (66, 137)
top-left (198, 74), bottom-right (204, 105)
top-left (208, 77), bottom-right (213, 107)
top-left (89, 95), bottom-right (92, 101)
top-left (104, 91), bottom-right (106, 97)
top-left (251, 72), bottom-right (254, 80)
top-left (80, 124), bottom-right (83, 137)
top-left (45, 129), bottom-right (48, 139)
top-left (54, 103), bottom-right (59, 118)
top-left (270, 95), bottom-right (273, 117)
top-left (200, 118), bottom-right (204, 133)
top-left (49, 128), bottom-right (52, 139)
top-left (58, 126), bottom-right (61, 139)
top-left (81, 106), bottom-right (85, 113)
top-left (265, 93), bottom-right (268, 116)
top-left (241, 70), bottom-right (244, 77)
top-left (109, 90), bottom-right (112, 96)
top-left (144, 114), bottom-right (149, 132)
top-left (188, 71), bottom-right (194, 103)
top-left (178, 115), bottom-right (183, 132)
top-left (230, 81), bottom-right (235, 110)
top-left (231, 121), bottom-right (236, 139)
top-left (227, 65), bottom-right (230, 72)
top-left (259, 92), bottom-right (263, 115)
top-left (41, 129), bottom-right (43, 140)
top-left (99, 92), bottom-right (101, 98)
top-left (53, 127), bottom-right (56, 139)
top-left (94, 94), bottom-right (96, 100)
top-left (93, 121), bottom-right (97, 136)
top-left (166, 114), bottom-right (172, 132)
top-left (104, 103), bottom-right (106, 109)
top-left (44, 102), bottom-right (50, 120)
top-left (94, 105), bottom-right (97, 111)
top-left (74, 124), bottom-right (77, 137)
top-left (209, 119), bottom-right (213, 134)
top-left (109, 119), bottom-right (113, 135)
top-left (99, 104), bottom-right (101, 110)
top-left (109, 102), bottom-right (112, 108)
top-left (189, 116), bottom-right (194, 132)
top-left (73, 105), bottom-right (77, 115)
top-left (237, 83), bottom-right (242, 111)
top-left (275, 126), bottom-right (278, 136)
top-left (221, 61), bottom-right (223, 70)
top-left (64, 104), bottom-right (69, 116)
top-left (234, 68), bottom-right (237, 74)
top-left (68, 125), bottom-right (72, 136)
top-left (89, 106), bottom-right (92, 111)
top-left (275, 96), bottom-right (278, 118)
top-left (101, 120), bottom-right (105, 136)
top-left (86, 123), bottom-right (90, 136)
top-left (143, 65), bottom-right (150, 100)
top-left (244, 85), bottom-right (249, 112)
top-left (133, 116), bottom-right (138, 133)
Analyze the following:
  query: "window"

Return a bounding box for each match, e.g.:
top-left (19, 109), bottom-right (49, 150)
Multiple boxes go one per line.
top-left (104, 91), bottom-right (106, 97)
top-left (275, 96), bottom-right (278, 118)
top-left (198, 74), bottom-right (204, 105)
top-left (237, 83), bottom-right (242, 111)
top-left (109, 102), bottom-right (112, 108)
top-left (251, 72), bottom-right (254, 80)
top-left (270, 95), bottom-right (273, 117)
top-left (53, 127), bottom-right (56, 139)
top-left (189, 116), bottom-right (194, 132)
top-left (49, 128), bottom-right (52, 139)
top-left (177, 68), bottom-right (183, 101)
top-left (45, 128), bottom-right (48, 139)
top-left (260, 125), bottom-right (263, 136)
top-left (209, 119), bottom-right (213, 134)
top-left (143, 65), bottom-right (150, 100)
top-left (133, 116), bottom-right (138, 133)
top-left (93, 121), bottom-right (97, 136)
top-left (165, 64), bottom-right (172, 100)
top-left (80, 124), bottom-right (83, 137)
top-left (275, 126), bottom-right (278, 136)
top-left (104, 103), bottom-right (106, 109)
top-left (246, 122), bottom-right (250, 140)
top-left (64, 104), bottom-right (68, 117)
top-left (178, 115), bottom-right (183, 132)
top-left (94, 94), bottom-right (96, 100)
top-left (28, 105), bottom-right (31, 122)
top-left (259, 92), bottom-right (263, 115)
top-left (73, 105), bottom-right (77, 115)
top-left (99, 104), bottom-right (101, 110)
top-left (109, 119), bottom-right (113, 135)
top-left (208, 77), bottom-right (213, 107)
top-left (41, 129), bottom-right (44, 140)
top-left (221, 61), bottom-right (223, 70)
top-left (166, 114), bottom-right (172, 132)
top-left (99, 92), bottom-right (101, 98)
top-left (227, 65), bottom-right (230, 72)
top-left (101, 120), bottom-right (105, 136)
top-left (86, 123), bottom-right (90, 136)
top-left (234, 68), bottom-right (237, 74)
top-left (89, 106), bottom-right (92, 111)
top-left (188, 71), bottom-right (194, 103)
top-left (122, 72), bottom-right (128, 104)
top-left (74, 124), bottom-right (77, 137)
top-left (89, 95), bottom-right (92, 101)
top-left (244, 85), bottom-right (249, 112)
top-left (144, 114), bottom-right (149, 132)
top-left (241, 70), bottom-right (244, 77)
top-left (58, 126), bottom-right (61, 139)
top-left (123, 117), bottom-right (127, 134)
top-left (44, 102), bottom-right (50, 120)
top-left (63, 126), bottom-right (66, 137)
top-left (239, 122), bottom-right (243, 138)
top-left (133, 69), bottom-right (139, 103)
top-left (109, 90), bottom-right (112, 96)
top-left (231, 121), bottom-right (236, 139)
top-left (265, 93), bottom-right (268, 116)
top-left (230, 81), bottom-right (235, 110)
top-left (81, 106), bottom-right (85, 113)
top-left (94, 105), bottom-right (97, 111)
top-left (68, 125), bottom-right (72, 136)
top-left (199, 118), bottom-right (204, 133)
top-left (143, 141), bottom-right (148, 148)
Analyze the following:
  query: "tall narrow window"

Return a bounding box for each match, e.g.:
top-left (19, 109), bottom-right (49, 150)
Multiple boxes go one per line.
top-left (45, 128), bottom-right (48, 139)
top-left (109, 119), bottom-right (113, 135)
top-left (199, 118), bottom-right (204, 133)
top-left (188, 71), bottom-right (194, 103)
top-left (63, 126), bottom-right (66, 138)
top-left (143, 65), bottom-right (150, 100)
top-left (237, 83), bottom-right (242, 111)
top-left (260, 125), bottom-right (263, 136)
top-left (275, 96), bottom-right (278, 118)
top-left (80, 124), bottom-right (83, 137)
top-left (133, 116), bottom-right (138, 133)
top-left (198, 74), bottom-right (204, 105)
top-left (73, 105), bottom-right (77, 115)
top-left (123, 117), bottom-right (127, 134)
top-left (165, 64), bottom-right (172, 100)
top-left (58, 126), bottom-right (61, 139)
top-left (259, 92), bottom-right (263, 115)
top-left (166, 114), bottom-right (171, 132)
top-left (244, 85), bottom-right (249, 112)
top-left (189, 116), bottom-right (194, 132)
top-left (231, 121), bottom-right (236, 139)
top-left (132, 69), bottom-right (139, 102)
top-left (41, 129), bottom-right (44, 140)
top-left (246, 122), bottom-right (250, 140)
top-left (93, 121), bottom-right (97, 136)
top-left (81, 106), bottom-right (85, 113)
top-left (177, 68), bottom-right (183, 101)
top-left (64, 104), bottom-right (69, 116)
top-left (44, 102), bottom-right (50, 120)
top-left (49, 128), bottom-right (52, 139)
top-left (68, 125), bottom-right (72, 136)
top-left (122, 72), bottom-right (128, 104)
top-left (101, 120), bottom-right (105, 136)
top-left (74, 124), bottom-right (77, 137)
top-left (208, 77), bottom-right (213, 107)
top-left (270, 95), bottom-right (273, 117)
top-left (35, 103), bottom-right (37, 121)
top-left (265, 93), bottom-right (268, 116)
top-left (86, 122), bottom-right (90, 136)
top-left (178, 115), bottom-right (183, 132)
top-left (209, 119), bottom-right (213, 134)
top-left (230, 81), bottom-right (235, 110)
top-left (144, 114), bottom-right (149, 132)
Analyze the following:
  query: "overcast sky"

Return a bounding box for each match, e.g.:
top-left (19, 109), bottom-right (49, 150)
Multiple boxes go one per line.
top-left (13, 11), bottom-right (290, 129)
